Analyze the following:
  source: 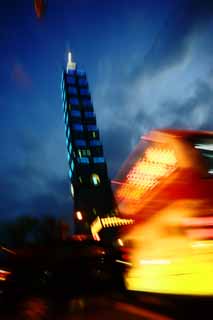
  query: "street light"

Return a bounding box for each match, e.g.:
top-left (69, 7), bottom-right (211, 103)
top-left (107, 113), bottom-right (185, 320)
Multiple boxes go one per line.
top-left (76, 211), bottom-right (83, 221)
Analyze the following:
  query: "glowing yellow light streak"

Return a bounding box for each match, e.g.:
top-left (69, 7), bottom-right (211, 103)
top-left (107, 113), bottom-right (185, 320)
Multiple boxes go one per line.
top-left (118, 238), bottom-right (124, 246)
top-left (91, 216), bottom-right (134, 238)
top-left (115, 259), bottom-right (132, 266)
top-left (140, 259), bottom-right (171, 265)
top-left (91, 216), bottom-right (102, 236)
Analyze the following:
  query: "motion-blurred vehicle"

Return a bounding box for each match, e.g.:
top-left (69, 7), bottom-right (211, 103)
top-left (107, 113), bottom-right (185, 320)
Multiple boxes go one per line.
top-left (114, 129), bottom-right (213, 296)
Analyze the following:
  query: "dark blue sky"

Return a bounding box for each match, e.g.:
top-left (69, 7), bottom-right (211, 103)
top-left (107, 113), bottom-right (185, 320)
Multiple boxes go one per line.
top-left (1, 0), bottom-right (213, 221)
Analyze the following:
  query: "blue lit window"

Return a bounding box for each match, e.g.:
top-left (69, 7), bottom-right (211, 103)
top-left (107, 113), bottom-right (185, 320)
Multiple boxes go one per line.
top-left (69, 97), bottom-right (79, 106)
top-left (93, 157), bottom-right (105, 163)
top-left (71, 161), bottom-right (74, 171)
top-left (70, 110), bottom-right (81, 117)
top-left (72, 124), bottom-right (83, 131)
top-left (67, 76), bottom-right (76, 84)
top-left (68, 69), bottom-right (75, 76)
top-left (68, 86), bottom-right (78, 95)
top-left (66, 137), bottom-right (69, 146)
top-left (77, 70), bottom-right (86, 77)
top-left (89, 140), bottom-right (101, 146)
top-left (82, 99), bottom-right (92, 107)
top-left (87, 125), bottom-right (97, 131)
top-left (69, 169), bottom-right (72, 179)
top-left (77, 157), bottom-right (89, 164)
top-left (75, 139), bottom-right (86, 147)
top-left (80, 88), bottom-right (90, 96)
top-left (78, 78), bottom-right (88, 86)
top-left (67, 153), bottom-right (70, 161)
top-left (84, 111), bottom-right (95, 118)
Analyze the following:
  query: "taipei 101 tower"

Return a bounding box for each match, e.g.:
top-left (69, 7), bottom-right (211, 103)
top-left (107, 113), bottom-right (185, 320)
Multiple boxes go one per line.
top-left (61, 52), bottom-right (115, 235)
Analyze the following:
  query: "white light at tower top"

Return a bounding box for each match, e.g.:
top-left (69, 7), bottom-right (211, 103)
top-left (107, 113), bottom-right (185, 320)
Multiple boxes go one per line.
top-left (67, 51), bottom-right (76, 72)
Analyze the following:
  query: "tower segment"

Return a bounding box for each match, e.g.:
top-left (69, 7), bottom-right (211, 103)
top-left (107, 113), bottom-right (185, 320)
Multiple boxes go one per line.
top-left (61, 52), bottom-right (115, 235)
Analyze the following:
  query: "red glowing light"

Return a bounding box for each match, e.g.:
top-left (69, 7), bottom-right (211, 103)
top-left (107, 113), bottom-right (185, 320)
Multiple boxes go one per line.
top-left (94, 234), bottom-right (100, 241)
top-left (186, 228), bottom-right (213, 239)
top-left (34, 0), bottom-right (47, 19)
top-left (182, 216), bottom-right (213, 227)
top-left (0, 269), bottom-right (11, 281)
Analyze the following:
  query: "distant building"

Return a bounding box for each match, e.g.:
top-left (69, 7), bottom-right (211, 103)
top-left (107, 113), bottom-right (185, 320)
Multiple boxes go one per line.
top-left (61, 53), bottom-right (115, 235)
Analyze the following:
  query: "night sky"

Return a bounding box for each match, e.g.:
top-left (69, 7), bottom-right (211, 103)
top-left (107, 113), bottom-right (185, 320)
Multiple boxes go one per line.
top-left (1, 0), bottom-right (213, 222)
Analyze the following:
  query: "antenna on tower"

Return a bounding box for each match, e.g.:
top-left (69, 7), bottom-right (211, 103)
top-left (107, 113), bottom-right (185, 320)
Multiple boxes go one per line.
top-left (67, 52), bottom-right (76, 72)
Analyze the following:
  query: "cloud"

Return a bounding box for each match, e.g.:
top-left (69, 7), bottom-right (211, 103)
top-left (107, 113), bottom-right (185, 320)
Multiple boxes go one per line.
top-left (93, 0), bottom-right (213, 178)
top-left (128, 0), bottom-right (213, 81)
top-left (154, 79), bottom-right (213, 131)
top-left (0, 165), bottom-right (72, 220)
top-left (0, 130), bottom-right (72, 220)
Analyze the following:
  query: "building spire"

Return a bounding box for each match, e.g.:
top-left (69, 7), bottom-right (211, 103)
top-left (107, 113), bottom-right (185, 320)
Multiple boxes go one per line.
top-left (67, 51), bottom-right (76, 72)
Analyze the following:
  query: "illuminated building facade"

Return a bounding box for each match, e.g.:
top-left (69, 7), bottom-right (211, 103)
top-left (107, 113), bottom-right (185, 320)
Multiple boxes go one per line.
top-left (113, 133), bottom-right (178, 217)
top-left (61, 52), bottom-right (115, 234)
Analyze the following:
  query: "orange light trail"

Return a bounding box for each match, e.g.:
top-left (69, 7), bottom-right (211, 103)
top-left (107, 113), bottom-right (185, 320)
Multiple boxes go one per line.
top-left (116, 147), bottom-right (177, 202)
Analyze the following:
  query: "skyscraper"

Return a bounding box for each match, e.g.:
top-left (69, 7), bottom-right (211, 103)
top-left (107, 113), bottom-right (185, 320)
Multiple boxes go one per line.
top-left (61, 53), bottom-right (115, 234)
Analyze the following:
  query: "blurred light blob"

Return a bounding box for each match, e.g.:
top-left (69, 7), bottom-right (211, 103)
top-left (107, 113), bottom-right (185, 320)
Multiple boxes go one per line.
top-left (117, 147), bottom-right (177, 202)
top-left (93, 233), bottom-right (100, 241)
top-left (0, 246), bottom-right (16, 255)
top-left (20, 297), bottom-right (48, 320)
top-left (115, 259), bottom-right (132, 266)
top-left (34, 0), bottom-right (47, 19)
top-left (186, 228), bottom-right (213, 240)
top-left (90, 216), bottom-right (134, 239)
top-left (182, 216), bottom-right (213, 227)
top-left (76, 211), bottom-right (83, 221)
top-left (0, 269), bottom-right (11, 281)
top-left (195, 144), bottom-right (213, 151)
top-left (140, 259), bottom-right (171, 265)
top-left (115, 129), bottom-right (213, 296)
top-left (192, 240), bottom-right (213, 248)
top-left (117, 238), bottom-right (124, 246)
